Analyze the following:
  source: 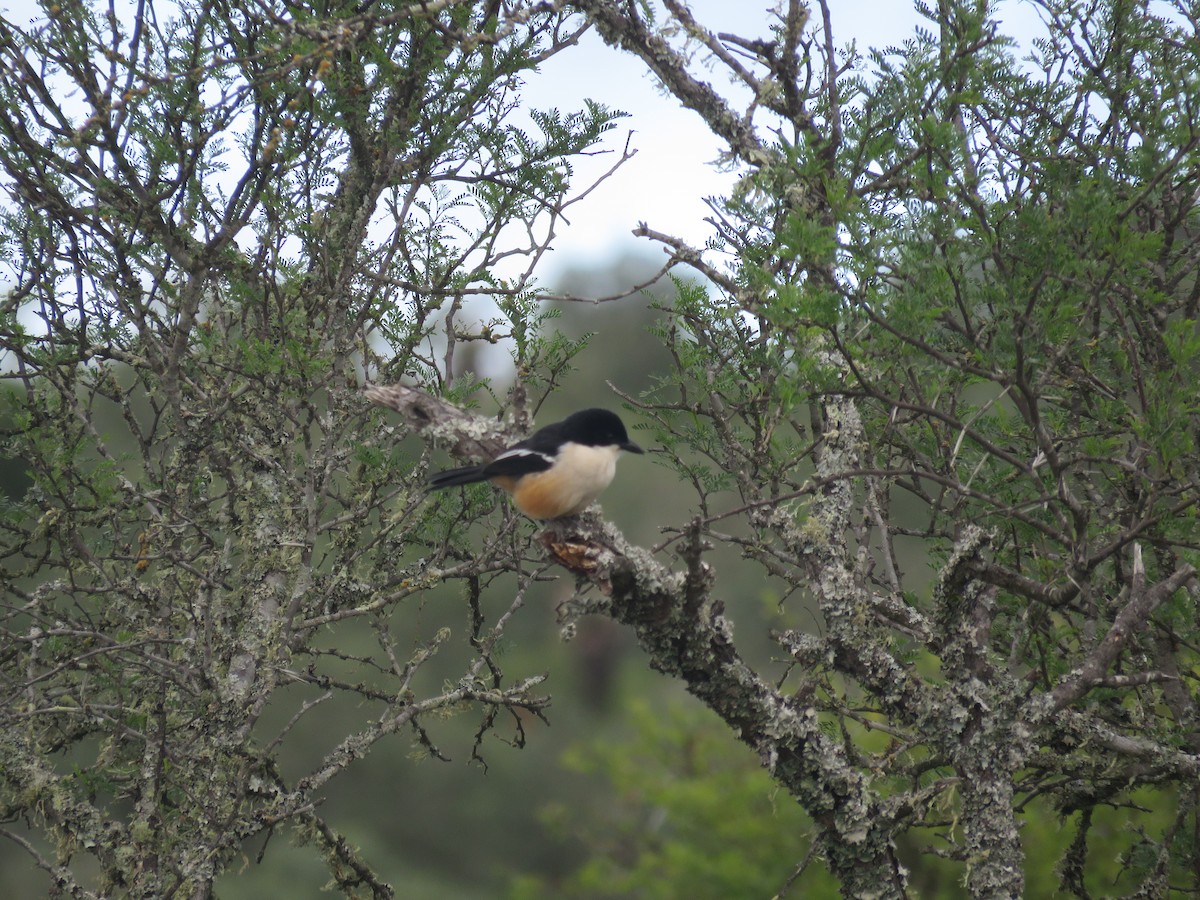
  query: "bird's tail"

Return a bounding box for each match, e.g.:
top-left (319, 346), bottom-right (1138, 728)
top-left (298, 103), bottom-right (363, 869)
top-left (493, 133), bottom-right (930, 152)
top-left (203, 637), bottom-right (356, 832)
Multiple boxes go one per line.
top-left (428, 465), bottom-right (489, 490)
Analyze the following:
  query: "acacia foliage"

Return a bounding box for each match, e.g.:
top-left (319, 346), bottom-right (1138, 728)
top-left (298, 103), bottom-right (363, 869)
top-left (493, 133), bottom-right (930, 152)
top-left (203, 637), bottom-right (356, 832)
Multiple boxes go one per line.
top-left (0, 1), bottom-right (619, 895)
top-left (556, 0), bottom-right (1200, 896)
top-left (2, 0), bottom-right (1200, 898)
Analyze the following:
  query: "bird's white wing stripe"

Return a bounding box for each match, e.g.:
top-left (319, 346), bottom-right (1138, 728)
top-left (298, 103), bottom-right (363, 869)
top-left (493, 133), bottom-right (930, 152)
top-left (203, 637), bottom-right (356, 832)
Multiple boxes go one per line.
top-left (493, 447), bottom-right (554, 463)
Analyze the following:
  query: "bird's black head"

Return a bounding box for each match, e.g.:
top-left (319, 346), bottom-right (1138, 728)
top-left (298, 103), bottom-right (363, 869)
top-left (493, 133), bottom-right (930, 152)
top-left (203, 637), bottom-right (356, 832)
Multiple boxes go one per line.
top-left (564, 408), bottom-right (644, 453)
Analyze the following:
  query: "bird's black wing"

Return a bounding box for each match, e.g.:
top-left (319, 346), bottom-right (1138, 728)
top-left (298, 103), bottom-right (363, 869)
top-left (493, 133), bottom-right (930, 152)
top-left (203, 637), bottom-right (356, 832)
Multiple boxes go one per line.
top-left (479, 420), bottom-right (564, 478)
top-left (481, 446), bottom-right (554, 478)
top-left (430, 419), bottom-right (563, 487)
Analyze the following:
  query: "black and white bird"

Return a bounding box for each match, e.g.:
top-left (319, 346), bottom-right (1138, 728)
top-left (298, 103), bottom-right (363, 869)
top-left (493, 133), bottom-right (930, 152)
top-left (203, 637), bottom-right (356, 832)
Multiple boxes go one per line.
top-left (428, 408), bottom-right (644, 519)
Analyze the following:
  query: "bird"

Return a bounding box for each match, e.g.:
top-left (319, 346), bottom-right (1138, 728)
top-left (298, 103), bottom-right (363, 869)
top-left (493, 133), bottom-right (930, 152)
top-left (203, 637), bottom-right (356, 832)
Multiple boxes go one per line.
top-left (428, 408), bottom-right (645, 520)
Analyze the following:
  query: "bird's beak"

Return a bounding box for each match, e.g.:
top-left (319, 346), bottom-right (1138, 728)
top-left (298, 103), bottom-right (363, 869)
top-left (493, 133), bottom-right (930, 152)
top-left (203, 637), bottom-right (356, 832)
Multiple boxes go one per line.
top-left (622, 440), bottom-right (645, 454)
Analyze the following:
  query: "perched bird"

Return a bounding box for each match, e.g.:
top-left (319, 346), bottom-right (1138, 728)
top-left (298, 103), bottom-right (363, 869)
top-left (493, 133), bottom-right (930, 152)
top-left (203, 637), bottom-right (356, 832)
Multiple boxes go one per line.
top-left (428, 408), bottom-right (644, 520)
